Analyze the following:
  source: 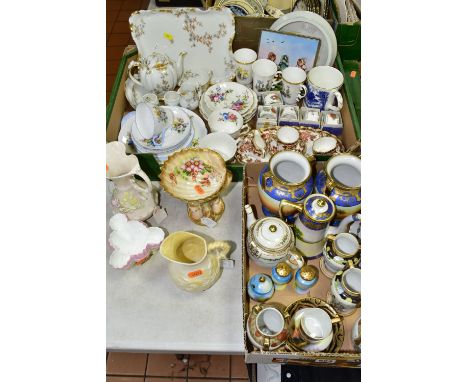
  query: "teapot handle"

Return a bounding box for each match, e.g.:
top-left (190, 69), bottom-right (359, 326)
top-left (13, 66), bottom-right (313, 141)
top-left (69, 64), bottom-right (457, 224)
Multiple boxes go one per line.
top-left (132, 169), bottom-right (153, 197)
top-left (279, 200), bottom-right (302, 220)
top-left (128, 60), bottom-right (143, 87)
top-left (285, 247), bottom-right (305, 270)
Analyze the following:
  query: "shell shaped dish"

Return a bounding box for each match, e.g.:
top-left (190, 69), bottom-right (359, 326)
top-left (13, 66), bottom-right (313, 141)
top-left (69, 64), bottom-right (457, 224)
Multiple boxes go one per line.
top-left (160, 148), bottom-right (228, 201)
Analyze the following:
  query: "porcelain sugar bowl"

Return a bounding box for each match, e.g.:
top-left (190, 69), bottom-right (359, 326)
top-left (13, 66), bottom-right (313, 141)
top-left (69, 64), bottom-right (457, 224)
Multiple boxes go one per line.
top-left (246, 303), bottom-right (289, 351)
top-left (258, 151), bottom-right (314, 221)
top-left (248, 273), bottom-right (275, 302)
top-left (245, 205), bottom-right (305, 269)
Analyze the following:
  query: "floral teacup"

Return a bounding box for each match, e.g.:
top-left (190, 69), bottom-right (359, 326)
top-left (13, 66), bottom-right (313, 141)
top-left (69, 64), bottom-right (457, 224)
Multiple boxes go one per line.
top-left (208, 108), bottom-right (244, 138)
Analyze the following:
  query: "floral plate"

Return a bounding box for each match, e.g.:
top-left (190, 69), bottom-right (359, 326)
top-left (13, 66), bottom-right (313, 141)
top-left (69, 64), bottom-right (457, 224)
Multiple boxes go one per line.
top-left (203, 82), bottom-right (255, 114)
top-left (235, 126), bottom-right (345, 163)
top-left (160, 148), bottom-right (228, 201)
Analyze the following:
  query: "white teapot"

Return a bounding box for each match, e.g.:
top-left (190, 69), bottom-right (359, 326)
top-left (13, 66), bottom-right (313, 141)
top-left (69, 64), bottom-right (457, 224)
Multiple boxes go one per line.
top-left (128, 51), bottom-right (186, 95)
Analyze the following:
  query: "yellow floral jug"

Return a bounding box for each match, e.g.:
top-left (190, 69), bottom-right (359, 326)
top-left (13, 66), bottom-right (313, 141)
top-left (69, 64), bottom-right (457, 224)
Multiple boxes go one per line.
top-left (106, 141), bottom-right (155, 221)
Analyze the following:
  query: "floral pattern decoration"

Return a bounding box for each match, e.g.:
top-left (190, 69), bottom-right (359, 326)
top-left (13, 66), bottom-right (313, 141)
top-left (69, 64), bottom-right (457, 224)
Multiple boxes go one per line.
top-left (172, 117), bottom-right (188, 134)
top-left (208, 86), bottom-right (233, 104)
top-left (281, 84), bottom-right (291, 99)
top-left (218, 111), bottom-right (238, 123)
top-left (168, 157), bottom-right (215, 195)
top-left (236, 67), bottom-right (250, 81)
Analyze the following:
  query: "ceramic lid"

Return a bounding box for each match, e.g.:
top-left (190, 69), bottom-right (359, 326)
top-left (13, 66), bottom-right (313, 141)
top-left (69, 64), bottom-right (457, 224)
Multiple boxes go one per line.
top-left (299, 265), bottom-right (318, 281)
top-left (275, 262), bottom-right (292, 277)
top-left (249, 274), bottom-right (274, 295)
top-left (303, 194), bottom-right (335, 223)
top-left (253, 217), bottom-right (293, 251)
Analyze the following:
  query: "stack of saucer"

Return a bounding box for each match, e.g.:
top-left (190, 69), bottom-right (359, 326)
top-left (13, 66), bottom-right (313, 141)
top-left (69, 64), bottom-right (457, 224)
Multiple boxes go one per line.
top-left (199, 82), bottom-right (257, 123)
top-left (129, 106), bottom-right (207, 163)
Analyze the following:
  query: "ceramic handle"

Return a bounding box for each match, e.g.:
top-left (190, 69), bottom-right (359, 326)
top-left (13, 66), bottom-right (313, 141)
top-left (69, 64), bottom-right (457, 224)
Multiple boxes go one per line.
top-left (328, 91), bottom-right (343, 111)
top-left (272, 71), bottom-right (282, 86)
top-left (285, 247), bottom-right (304, 270)
top-left (297, 85), bottom-right (307, 100)
top-left (262, 336), bottom-right (271, 350)
top-left (128, 60), bottom-right (143, 87)
top-left (279, 200), bottom-right (302, 220)
top-left (132, 169), bottom-right (153, 197)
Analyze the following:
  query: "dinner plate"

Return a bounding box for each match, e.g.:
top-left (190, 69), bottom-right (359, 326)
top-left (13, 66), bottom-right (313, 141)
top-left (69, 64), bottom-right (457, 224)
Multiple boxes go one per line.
top-left (204, 82), bottom-right (255, 114)
top-left (270, 11), bottom-right (337, 66)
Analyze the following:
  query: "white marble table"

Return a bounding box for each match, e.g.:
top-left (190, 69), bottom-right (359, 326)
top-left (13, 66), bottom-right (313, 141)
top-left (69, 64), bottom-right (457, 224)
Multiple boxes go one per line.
top-left (106, 181), bottom-right (245, 354)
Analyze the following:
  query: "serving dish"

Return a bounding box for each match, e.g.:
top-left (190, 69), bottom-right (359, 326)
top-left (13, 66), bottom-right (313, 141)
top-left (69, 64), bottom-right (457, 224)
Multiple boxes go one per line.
top-left (129, 8), bottom-right (236, 83)
top-left (270, 11), bottom-right (337, 66)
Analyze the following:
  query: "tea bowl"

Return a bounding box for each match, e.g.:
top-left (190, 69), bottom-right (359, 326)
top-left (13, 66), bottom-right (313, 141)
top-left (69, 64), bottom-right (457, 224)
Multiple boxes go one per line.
top-left (199, 132), bottom-right (237, 162)
top-left (208, 108), bottom-right (243, 138)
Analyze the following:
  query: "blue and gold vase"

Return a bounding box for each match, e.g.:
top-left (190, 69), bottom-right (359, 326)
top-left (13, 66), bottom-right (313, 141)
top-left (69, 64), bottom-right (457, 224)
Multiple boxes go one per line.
top-left (257, 151), bottom-right (314, 222)
top-left (294, 264), bottom-right (319, 294)
top-left (314, 154), bottom-right (361, 225)
top-left (271, 262), bottom-right (293, 291)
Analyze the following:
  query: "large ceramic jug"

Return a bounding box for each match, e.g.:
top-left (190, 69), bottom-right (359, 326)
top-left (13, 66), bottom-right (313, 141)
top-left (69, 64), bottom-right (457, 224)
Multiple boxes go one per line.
top-left (128, 51), bottom-right (186, 95)
top-left (315, 153), bottom-right (361, 223)
top-left (160, 232), bottom-right (231, 292)
top-left (257, 151), bottom-right (314, 221)
top-left (106, 141), bottom-right (155, 221)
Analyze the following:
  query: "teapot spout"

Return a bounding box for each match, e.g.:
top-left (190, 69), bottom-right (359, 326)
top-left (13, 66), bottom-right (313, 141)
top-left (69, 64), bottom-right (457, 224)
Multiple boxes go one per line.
top-left (176, 51), bottom-right (187, 81)
top-left (245, 204), bottom-right (257, 229)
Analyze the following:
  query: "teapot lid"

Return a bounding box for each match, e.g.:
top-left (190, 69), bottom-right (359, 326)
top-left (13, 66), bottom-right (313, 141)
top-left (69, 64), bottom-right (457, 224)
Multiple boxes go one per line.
top-left (249, 273), bottom-right (274, 295)
top-left (253, 217), bottom-right (293, 251)
top-left (303, 194), bottom-right (335, 223)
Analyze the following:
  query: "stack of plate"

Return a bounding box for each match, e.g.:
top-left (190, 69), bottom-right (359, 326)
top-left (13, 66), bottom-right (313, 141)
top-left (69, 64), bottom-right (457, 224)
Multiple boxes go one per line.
top-left (129, 106), bottom-right (207, 163)
top-left (199, 82), bottom-right (258, 123)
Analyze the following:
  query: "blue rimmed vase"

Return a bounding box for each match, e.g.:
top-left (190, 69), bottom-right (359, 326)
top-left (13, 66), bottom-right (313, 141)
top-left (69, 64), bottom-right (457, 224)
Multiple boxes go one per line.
top-left (257, 151), bottom-right (314, 222)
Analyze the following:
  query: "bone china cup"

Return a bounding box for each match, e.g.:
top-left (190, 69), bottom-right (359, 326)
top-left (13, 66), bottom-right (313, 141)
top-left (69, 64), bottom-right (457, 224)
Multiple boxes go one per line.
top-left (279, 67), bottom-right (307, 105)
top-left (234, 48), bottom-right (257, 85)
top-left (252, 59), bottom-right (281, 95)
top-left (305, 66), bottom-right (344, 111)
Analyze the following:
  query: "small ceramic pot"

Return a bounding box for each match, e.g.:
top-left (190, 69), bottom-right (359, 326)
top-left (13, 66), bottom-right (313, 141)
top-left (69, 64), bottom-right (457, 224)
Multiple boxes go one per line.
top-left (271, 262), bottom-right (293, 291)
top-left (280, 194), bottom-right (336, 245)
top-left (328, 264), bottom-right (361, 316)
top-left (323, 233), bottom-right (361, 274)
top-left (245, 213), bottom-right (305, 269)
top-left (234, 48), bottom-right (257, 85)
top-left (164, 91), bottom-right (180, 106)
top-left (278, 67), bottom-right (307, 105)
top-left (252, 59), bottom-right (281, 95)
top-left (258, 151), bottom-right (314, 220)
top-left (178, 83), bottom-right (200, 110)
top-left (305, 66), bottom-right (344, 111)
top-left (312, 136), bottom-right (338, 155)
top-left (294, 264), bottom-right (319, 294)
top-left (246, 303), bottom-right (289, 351)
top-left (276, 126), bottom-right (299, 149)
top-left (142, 93), bottom-right (159, 107)
top-left (248, 274), bottom-right (275, 302)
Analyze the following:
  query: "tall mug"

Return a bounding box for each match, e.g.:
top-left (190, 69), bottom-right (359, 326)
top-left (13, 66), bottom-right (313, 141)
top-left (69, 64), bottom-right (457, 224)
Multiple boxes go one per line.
top-left (305, 66), bottom-right (344, 111)
top-left (252, 59), bottom-right (281, 95)
top-left (234, 48), bottom-right (257, 86)
top-left (277, 67), bottom-right (307, 105)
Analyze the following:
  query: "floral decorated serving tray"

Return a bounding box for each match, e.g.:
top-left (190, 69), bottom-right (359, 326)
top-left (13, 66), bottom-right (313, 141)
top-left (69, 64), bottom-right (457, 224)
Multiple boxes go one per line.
top-left (129, 7), bottom-right (236, 82)
top-left (235, 126), bottom-right (345, 163)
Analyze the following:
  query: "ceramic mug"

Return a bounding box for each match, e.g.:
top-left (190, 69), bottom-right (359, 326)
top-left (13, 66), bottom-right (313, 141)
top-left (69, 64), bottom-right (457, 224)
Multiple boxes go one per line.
top-left (305, 66), bottom-right (344, 111)
top-left (234, 48), bottom-right (257, 85)
top-left (252, 59), bottom-right (281, 95)
top-left (178, 83), bottom-right (201, 110)
top-left (323, 233), bottom-right (361, 274)
top-left (278, 67), bottom-right (307, 105)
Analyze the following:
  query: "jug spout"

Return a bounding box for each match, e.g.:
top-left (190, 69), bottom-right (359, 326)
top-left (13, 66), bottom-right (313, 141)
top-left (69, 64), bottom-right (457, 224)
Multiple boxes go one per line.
top-left (176, 51), bottom-right (187, 81)
top-left (160, 231), bottom-right (207, 265)
top-left (245, 204), bottom-right (257, 229)
top-left (326, 213), bottom-right (361, 236)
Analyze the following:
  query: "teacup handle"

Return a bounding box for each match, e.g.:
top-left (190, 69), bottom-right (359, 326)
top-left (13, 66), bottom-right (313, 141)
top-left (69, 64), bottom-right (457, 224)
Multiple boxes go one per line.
top-left (328, 91), bottom-right (343, 111)
top-left (128, 60), bottom-right (143, 87)
top-left (279, 200), bottom-right (302, 220)
top-left (272, 70), bottom-right (282, 85)
top-left (263, 337), bottom-right (271, 350)
top-left (132, 168), bottom-right (153, 197)
top-left (296, 85), bottom-right (307, 101)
